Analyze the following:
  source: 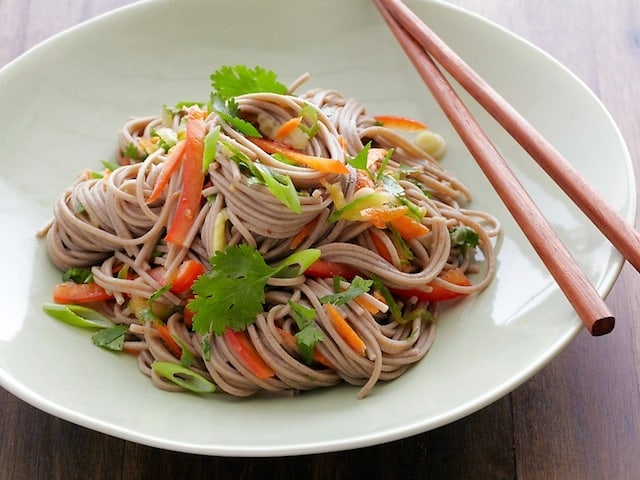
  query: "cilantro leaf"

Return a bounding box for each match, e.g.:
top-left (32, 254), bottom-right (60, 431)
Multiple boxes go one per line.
top-left (347, 141), bottom-right (372, 175)
top-left (450, 226), bottom-right (480, 249)
top-left (62, 267), bottom-right (93, 284)
top-left (189, 245), bottom-right (278, 335)
top-left (210, 65), bottom-right (288, 100)
top-left (92, 324), bottom-right (128, 351)
top-left (320, 276), bottom-right (373, 306)
top-left (210, 93), bottom-right (262, 138)
top-left (289, 301), bottom-right (324, 364)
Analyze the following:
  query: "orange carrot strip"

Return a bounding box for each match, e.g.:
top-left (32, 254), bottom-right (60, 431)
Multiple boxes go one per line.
top-left (374, 114), bottom-right (428, 131)
top-left (165, 107), bottom-right (206, 247)
top-left (389, 215), bottom-right (430, 240)
top-left (354, 295), bottom-right (381, 315)
top-left (324, 303), bottom-right (366, 356)
top-left (223, 328), bottom-right (275, 380)
top-left (276, 328), bottom-right (335, 369)
top-left (146, 140), bottom-right (186, 204)
top-left (290, 218), bottom-right (318, 249)
top-left (274, 117), bottom-right (302, 140)
top-left (360, 205), bottom-right (409, 229)
top-left (371, 232), bottom-right (393, 263)
top-left (251, 137), bottom-right (349, 174)
top-left (155, 324), bottom-right (182, 358)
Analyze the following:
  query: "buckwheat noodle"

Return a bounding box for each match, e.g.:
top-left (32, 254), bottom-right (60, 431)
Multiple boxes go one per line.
top-left (39, 75), bottom-right (499, 398)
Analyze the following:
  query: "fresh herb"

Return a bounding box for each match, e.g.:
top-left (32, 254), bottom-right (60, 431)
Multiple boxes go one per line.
top-left (62, 267), bottom-right (93, 284)
top-left (188, 245), bottom-right (320, 336)
top-left (289, 301), bottom-right (324, 364)
top-left (347, 141), bottom-right (372, 176)
top-left (223, 141), bottom-right (301, 213)
top-left (151, 127), bottom-right (178, 151)
top-left (253, 163), bottom-right (301, 213)
top-left (450, 226), bottom-right (480, 249)
top-left (210, 93), bottom-right (262, 138)
top-left (210, 65), bottom-right (288, 100)
top-left (101, 159), bottom-right (119, 172)
top-left (123, 142), bottom-right (142, 161)
top-left (320, 276), bottom-right (373, 306)
top-left (151, 361), bottom-right (216, 393)
top-left (91, 324), bottom-right (129, 351)
top-left (172, 335), bottom-right (195, 367)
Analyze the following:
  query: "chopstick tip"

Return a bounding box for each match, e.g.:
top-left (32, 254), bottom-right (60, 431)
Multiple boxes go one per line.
top-left (590, 316), bottom-right (615, 336)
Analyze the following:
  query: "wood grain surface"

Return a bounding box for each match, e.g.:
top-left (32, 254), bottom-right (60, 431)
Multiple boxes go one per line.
top-left (1, 0), bottom-right (639, 478)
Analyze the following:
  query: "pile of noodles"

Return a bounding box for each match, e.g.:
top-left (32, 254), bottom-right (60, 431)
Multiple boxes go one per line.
top-left (39, 76), bottom-right (499, 399)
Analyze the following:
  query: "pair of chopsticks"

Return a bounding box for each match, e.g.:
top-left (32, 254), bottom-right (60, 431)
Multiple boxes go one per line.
top-left (373, 0), bottom-right (640, 336)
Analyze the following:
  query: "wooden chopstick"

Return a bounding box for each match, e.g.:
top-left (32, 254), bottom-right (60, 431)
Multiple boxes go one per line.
top-left (373, 0), bottom-right (615, 336)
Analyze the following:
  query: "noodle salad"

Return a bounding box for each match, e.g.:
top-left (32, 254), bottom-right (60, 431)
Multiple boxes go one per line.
top-left (39, 65), bottom-right (499, 398)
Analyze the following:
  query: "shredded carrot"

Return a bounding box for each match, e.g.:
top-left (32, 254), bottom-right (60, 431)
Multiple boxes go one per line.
top-left (390, 215), bottom-right (430, 240)
top-left (274, 117), bottom-right (302, 141)
top-left (155, 324), bottom-right (182, 359)
top-left (361, 205), bottom-right (409, 229)
top-left (354, 169), bottom-right (375, 190)
top-left (354, 295), bottom-right (381, 315)
top-left (250, 137), bottom-right (349, 174)
top-left (324, 303), bottom-right (366, 356)
top-left (290, 218), bottom-right (318, 249)
top-left (146, 140), bottom-right (186, 204)
top-left (276, 328), bottom-right (335, 369)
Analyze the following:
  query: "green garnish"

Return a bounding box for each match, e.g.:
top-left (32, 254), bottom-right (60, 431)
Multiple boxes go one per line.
top-left (320, 276), bottom-right (373, 306)
top-left (210, 65), bottom-right (288, 100)
top-left (62, 267), bottom-right (93, 284)
top-left (188, 245), bottom-right (320, 336)
top-left (347, 141), bottom-right (372, 176)
top-left (450, 226), bottom-right (480, 249)
top-left (202, 125), bottom-right (220, 173)
top-left (289, 301), bottom-right (324, 364)
top-left (91, 324), bottom-right (129, 351)
top-left (123, 142), bottom-right (142, 161)
top-left (210, 94), bottom-right (262, 138)
top-left (151, 362), bottom-right (216, 393)
top-left (371, 276), bottom-right (402, 322)
top-left (298, 103), bottom-right (319, 138)
top-left (43, 303), bottom-right (114, 329)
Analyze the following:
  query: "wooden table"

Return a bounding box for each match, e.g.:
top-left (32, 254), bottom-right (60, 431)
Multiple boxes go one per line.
top-left (2, 0), bottom-right (639, 478)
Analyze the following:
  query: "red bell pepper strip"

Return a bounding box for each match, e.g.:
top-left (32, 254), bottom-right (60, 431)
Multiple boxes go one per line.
top-left (53, 282), bottom-right (114, 304)
top-left (374, 114), bottom-right (428, 131)
top-left (304, 259), bottom-right (358, 280)
top-left (170, 259), bottom-right (205, 295)
top-left (223, 328), bottom-right (275, 380)
top-left (165, 106), bottom-right (206, 247)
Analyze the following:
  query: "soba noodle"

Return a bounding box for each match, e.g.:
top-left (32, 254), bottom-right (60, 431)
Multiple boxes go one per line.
top-left (39, 67), bottom-right (499, 399)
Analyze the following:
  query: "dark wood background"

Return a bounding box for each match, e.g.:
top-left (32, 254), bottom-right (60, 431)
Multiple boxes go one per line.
top-left (1, 0), bottom-right (639, 478)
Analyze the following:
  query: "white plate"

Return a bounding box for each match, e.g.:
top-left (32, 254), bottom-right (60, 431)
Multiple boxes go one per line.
top-left (0, 0), bottom-right (633, 456)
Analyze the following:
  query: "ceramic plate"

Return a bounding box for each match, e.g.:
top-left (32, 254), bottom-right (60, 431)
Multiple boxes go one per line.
top-left (0, 0), bottom-right (633, 456)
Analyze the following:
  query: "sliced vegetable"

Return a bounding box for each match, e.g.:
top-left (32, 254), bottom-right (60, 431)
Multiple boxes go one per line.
top-left (155, 324), bottom-right (183, 358)
top-left (328, 190), bottom-right (393, 223)
top-left (391, 268), bottom-right (472, 302)
top-left (389, 215), bottom-right (430, 240)
top-left (290, 218), bottom-right (318, 249)
top-left (202, 125), bottom-right (221, 173)
top-left (320, 276), bottom-right (373, 307)
top-left (147, 141), bottom-right (185, 205)
top-left (304, 259), bottom-right (358, 280)
top-left (360, 205), bottom-right (409, 229)
top-left (170, 259), bottom-right (205, 295)
top-left (165, 106), bottom-right (206, 247)
top-left (53, 282), bottom-right (113, 304)
top-left (250, 137), bottom-right (349, 174)
top-left (223, 328), bottom-right (275, 379)
top-left (324, 303), bottom-right (366, 356)
top-left (151, 361), bottom-right (216, 393)
top-left (43, 303), bottom-right (114, 329)
top-left (374, 114), bottom-right (428, 131)
top-left (288, 301), bottom-right (325, 365)
top-left (274, 117), bottom-right (302, 140)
